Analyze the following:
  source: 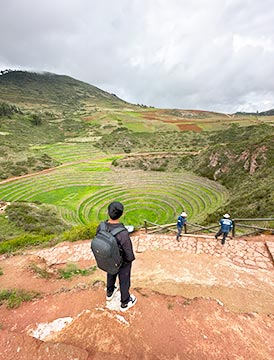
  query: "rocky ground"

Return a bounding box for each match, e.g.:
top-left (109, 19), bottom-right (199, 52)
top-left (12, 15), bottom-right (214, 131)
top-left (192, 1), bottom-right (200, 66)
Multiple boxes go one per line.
top-left (0, 232), bottom-right (274, 359)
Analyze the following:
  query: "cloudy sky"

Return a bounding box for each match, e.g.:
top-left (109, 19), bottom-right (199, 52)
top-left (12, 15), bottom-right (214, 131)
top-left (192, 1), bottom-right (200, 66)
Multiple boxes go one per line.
top-left (1, 0), bottom-right (274, 113)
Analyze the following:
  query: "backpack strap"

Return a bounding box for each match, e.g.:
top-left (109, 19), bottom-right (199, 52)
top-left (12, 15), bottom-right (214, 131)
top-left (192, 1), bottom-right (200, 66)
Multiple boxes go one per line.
top-left (111, 226), bottom-right (125, 237)
top-left (99, 221), bottom-right (107, 231)
top-left (99, 221), bottom-right (125, 237)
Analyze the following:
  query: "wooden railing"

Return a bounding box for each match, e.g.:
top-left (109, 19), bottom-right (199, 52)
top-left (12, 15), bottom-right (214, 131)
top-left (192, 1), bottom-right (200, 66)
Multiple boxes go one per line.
top-left (143, 218), bottom-right (274, 237)
top-left (232, 218), bottom-right (274, 237)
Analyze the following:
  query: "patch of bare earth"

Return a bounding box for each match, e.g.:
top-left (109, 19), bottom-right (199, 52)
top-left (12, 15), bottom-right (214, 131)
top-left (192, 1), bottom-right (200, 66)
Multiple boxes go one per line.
top-left (0, 234), bottom-right (274, 359)
top-left (177, 123), bottom-right (202, 131)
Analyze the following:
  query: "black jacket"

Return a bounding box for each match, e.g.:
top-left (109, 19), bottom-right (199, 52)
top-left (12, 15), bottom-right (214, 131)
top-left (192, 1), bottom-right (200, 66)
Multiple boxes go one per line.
top-left (96, 221), bottom-right (135, 263)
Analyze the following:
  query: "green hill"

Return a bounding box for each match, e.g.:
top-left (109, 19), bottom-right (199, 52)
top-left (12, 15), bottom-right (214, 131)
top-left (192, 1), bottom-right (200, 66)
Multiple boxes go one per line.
top-left (0, 70), bottom-right (273, 252)
top-left (0, 70), bottom-right (132, 113)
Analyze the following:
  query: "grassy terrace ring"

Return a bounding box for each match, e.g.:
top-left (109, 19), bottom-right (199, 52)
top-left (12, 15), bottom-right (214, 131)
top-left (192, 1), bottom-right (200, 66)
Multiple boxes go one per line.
top-left (0, 160), bottom-right (228, 227)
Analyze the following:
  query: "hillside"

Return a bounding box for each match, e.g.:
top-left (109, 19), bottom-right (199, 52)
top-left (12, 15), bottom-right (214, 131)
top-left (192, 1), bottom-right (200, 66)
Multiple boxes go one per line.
top-left (183, 124), bottom-right (274, 219)
top-left (0, 70), bottom-right (132, 112)
top-left (235, 109), bottom-right (274, 116)
top-left (0, 70), bottom-right (274, 250)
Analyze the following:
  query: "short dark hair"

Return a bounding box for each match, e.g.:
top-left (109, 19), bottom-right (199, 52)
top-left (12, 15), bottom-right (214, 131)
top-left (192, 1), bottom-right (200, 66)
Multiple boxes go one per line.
top-left (108, 201), bottom-right (124, 220)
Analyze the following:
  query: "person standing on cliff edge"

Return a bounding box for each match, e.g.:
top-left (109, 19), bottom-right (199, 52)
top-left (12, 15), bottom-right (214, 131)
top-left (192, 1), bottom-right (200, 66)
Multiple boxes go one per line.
top-left (96, 201), bottom-right (137, 312)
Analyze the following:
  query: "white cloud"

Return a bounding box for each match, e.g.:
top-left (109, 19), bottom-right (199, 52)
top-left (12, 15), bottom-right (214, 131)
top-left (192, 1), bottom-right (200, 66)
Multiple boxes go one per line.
top-left (1, 0), bottom-right (274, 113)
top-left (233, 34), bottom-right (274, 52)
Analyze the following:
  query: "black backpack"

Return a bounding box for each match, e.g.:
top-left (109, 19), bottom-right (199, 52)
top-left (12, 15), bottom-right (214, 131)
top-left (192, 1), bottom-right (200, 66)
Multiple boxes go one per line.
top-left (91, 221), bottom-right (125, 275)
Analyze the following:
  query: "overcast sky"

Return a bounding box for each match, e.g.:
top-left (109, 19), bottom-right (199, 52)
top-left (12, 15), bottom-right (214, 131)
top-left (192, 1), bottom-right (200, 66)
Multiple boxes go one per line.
top-left (1, 0), bottom-right (274, 113)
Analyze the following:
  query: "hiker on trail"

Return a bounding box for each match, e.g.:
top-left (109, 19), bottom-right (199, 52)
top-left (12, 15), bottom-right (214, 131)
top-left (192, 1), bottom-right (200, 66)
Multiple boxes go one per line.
top-left (215, 213), bottom-right (233, 245)
top-left (96, 201), bottom-right (137, 312)
top-left (176, 211), bottom-right (187, 241)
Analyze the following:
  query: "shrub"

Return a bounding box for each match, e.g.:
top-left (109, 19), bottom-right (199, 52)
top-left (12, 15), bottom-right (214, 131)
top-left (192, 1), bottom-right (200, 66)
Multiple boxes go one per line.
top-left (6, 202), bottom-right (68, 234)
top-left (10, 165), bottom-right (28, 176)
top-left (0, 233), bottom-right (54, 254)
top-left (60, 222), bottom-right (98, 242)
top-left (0, 102), bottom-right (21, 117)
top-left (30, 114), bottom-right (42, 126)
top-left (0, 154), bottom-right (60, 180)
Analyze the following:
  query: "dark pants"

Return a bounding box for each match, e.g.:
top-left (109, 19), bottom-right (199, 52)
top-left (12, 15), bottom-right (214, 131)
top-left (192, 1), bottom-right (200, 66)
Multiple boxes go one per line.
top-left (215, 229), bottom-right (228, 244)
top-left (107, 262), bottom-right (132, 304)
top-left (176, 226), bottom-right (182, 240)
top-left (176, 224), bottom-right (186, 240)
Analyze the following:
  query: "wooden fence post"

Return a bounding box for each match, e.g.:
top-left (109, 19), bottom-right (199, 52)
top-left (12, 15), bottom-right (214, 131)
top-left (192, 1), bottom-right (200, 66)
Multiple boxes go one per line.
top-left (232, 220), bottom-right (235, 237)
top-left (144, 220), bottom-right (147, 233)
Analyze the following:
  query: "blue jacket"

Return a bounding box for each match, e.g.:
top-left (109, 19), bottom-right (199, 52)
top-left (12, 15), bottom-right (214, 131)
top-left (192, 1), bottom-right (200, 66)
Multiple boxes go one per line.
top-left (220, 218), bottom-right (233, 233)
top-left (177, 215), bottom-right (187, 228)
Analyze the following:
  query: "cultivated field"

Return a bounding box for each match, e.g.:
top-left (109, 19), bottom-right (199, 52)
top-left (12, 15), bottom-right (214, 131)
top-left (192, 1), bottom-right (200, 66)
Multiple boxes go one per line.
top-left (0, 144), bottom-right (228, 227)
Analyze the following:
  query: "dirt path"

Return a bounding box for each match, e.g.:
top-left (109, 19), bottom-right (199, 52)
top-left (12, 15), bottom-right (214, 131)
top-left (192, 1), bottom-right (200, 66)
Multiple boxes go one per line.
top-left (0, 160), bottom-right (94, 185)
top-left (0, 233), bottom-right (274, 359)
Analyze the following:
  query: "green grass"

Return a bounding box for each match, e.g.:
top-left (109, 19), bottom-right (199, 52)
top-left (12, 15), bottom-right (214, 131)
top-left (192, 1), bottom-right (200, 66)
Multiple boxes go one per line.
top-left (0, 234), bottom-right (54, 254)
top-left (0, 163), bottom-right (228, 228)
top-left (33, 186), bottom-right (102, 210)
top-left (0, 289), bottom-right (41, 309)
top-left (57, 263), bottom-right (97, 279)
top-left (32, 142), bottom-right (107, 163)
top-left (60, 222), bottom-right (97, 242)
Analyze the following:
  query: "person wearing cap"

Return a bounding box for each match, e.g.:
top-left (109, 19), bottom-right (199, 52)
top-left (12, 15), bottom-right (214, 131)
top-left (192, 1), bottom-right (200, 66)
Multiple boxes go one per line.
top-left (95, 201), bottom-right (137, 312)
top-left (215, 213), bottom-right (233, 245)
top-left (176, 211), bottom-right (187, 241)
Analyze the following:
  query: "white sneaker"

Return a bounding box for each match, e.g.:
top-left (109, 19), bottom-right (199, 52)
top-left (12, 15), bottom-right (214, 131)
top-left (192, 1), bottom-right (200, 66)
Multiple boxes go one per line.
top-left (106, 285), bottom-right (119, 301)
top-left (120, 295), bottom-right (137, 312)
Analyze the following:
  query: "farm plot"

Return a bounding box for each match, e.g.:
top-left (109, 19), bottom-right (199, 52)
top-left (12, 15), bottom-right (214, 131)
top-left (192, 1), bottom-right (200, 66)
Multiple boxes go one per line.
top-left (31, 142), bottom-right (109, 163)
top-left (0, 162), bottom-right (228, 227)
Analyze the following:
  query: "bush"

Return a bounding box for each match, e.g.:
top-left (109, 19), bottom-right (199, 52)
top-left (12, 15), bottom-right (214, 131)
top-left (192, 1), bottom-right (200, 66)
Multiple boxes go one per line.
top-left (6, 202), bottom-right (68, 234)
top-left (0, 153), bottom-right (60, 180)
top-left (60, 222), bottom-right (98, 242)
top-left (30, 114), bottom-right (42, 126)
top-left (0, 233), bottom-right (54, 254)
top-left (0, 102), bottom-right (21, 117)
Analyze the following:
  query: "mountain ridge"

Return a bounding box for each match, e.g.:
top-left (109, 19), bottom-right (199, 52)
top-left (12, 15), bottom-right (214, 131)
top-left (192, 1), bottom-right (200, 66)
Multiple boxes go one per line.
top-left (1, 69), bottom-right (274, 115)
top-left (0, 70), bottom-right (133, 111)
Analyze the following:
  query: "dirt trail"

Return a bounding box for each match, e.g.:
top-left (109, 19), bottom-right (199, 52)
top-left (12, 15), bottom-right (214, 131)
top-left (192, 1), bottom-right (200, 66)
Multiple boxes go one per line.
top-left (0, 233), bottom-right (274, 359)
